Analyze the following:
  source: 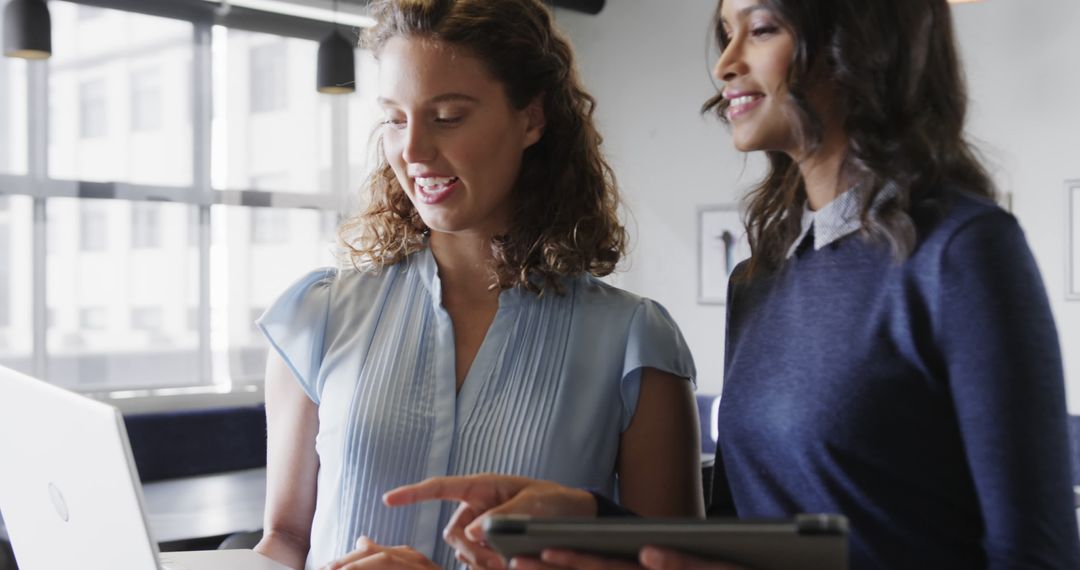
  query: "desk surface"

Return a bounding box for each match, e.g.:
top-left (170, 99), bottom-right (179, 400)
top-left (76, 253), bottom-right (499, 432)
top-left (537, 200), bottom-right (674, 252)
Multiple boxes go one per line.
top-left (142, 468), bottom-right (266, 544)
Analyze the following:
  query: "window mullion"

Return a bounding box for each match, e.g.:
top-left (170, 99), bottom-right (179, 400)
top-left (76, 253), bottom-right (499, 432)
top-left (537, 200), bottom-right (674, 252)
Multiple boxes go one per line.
top-left (193, 23), bottom-right (214, 386)
top-left (29, 60), bottom-right (48, 381)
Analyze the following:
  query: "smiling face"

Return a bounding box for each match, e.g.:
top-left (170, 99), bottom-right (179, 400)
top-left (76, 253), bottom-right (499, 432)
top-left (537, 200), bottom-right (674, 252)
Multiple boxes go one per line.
top-left (713, 0), bottom-right (799, 154)
top-left (377, 36), bottom-right (544, 238)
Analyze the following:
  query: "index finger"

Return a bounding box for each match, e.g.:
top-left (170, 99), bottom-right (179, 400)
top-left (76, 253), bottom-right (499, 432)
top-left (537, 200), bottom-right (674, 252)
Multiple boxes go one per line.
top-left (383, 476), bottom-right (487, 507)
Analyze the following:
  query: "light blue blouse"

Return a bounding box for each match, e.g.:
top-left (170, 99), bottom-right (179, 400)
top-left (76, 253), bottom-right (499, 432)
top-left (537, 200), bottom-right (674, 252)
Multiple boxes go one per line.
top-left (257, 247), bottom-right (695, 570)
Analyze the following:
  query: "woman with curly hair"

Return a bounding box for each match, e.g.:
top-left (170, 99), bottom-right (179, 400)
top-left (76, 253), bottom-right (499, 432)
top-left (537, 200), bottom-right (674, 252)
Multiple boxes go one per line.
top-left (386, 0), bottom-right (1080, 568)
top-left (251, 1), bottom-right (703, 568)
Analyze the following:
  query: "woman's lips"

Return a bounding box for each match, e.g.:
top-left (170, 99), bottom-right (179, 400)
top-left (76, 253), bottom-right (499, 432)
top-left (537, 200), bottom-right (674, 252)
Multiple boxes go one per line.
top-left (414, 176), bottom-right (460, 205)
top-left (726, 94), bottom-right (764, 121)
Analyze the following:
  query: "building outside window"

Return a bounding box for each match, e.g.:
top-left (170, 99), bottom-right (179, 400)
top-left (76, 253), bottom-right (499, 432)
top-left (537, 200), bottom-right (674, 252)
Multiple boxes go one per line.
top-left (187, 207), bottom-right (200, 247)
top-left (249, 42), bottom-right (287, 113)
top-left (131, 306), bottom-right (163, 332)
top-left (250, 208), bottom-right (290, 244)
top-left (1, 48), bottom-right (28, 176)
top-left (79, 79), bottom-right (108, 139)
top-left (79, 205), bottom-right (108, 252)
top-left (80, 307), bottom-right (108, 331)
top-left (130, 68), bottom-right (162, 132)
top-left (131, 202), bottom-right (161, 249)
top-left (0, 224), bottom-right (9, 328)
top-left (248, 307), bottom-right (266, 337)
top-left (187, 306), bottom-right (199, 331)
top-left (249, 174), bottom-right (293, 244)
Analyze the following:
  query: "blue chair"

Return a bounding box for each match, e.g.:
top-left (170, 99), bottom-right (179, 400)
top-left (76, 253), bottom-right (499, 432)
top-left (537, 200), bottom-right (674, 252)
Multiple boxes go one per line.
top-left (696, 393), bottom-right (720, 507)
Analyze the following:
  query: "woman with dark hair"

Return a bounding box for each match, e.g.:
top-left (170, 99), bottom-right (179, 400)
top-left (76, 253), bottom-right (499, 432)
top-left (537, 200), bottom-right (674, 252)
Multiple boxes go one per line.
top-left (251, 0), bottom-right (703, 569)
top-left (386, 0), bottom-right (1080, 568)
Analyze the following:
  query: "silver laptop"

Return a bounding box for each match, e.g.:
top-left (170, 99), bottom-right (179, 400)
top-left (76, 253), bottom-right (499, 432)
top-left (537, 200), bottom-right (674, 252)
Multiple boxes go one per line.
top-left (0, 365), bottom-right (289, 570)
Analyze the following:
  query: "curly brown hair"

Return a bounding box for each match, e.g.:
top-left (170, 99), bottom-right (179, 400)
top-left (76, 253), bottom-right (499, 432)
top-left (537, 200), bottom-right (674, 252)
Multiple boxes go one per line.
top-left (339, 0), bottom-right (626, 295)
top-left (702, 0), bottom-right (994, 277)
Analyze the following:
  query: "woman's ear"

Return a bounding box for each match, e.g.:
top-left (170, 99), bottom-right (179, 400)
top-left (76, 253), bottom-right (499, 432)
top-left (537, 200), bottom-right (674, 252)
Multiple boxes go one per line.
top-left (522, 95), bottom-right (546, 149)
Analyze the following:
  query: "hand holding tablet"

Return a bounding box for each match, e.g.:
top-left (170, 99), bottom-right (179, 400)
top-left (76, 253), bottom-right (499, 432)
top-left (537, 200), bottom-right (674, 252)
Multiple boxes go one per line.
top-left (385, 475), bottom-right (848, 570)
top-left (483, 515), bottom-right (847, 570)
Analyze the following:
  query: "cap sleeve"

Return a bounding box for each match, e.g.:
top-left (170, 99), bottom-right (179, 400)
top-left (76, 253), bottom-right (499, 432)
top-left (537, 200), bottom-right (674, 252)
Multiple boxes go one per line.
top-left (255, 267), bottom-right (337, 405)
top-left (619, 299), bottom-right (697, 431)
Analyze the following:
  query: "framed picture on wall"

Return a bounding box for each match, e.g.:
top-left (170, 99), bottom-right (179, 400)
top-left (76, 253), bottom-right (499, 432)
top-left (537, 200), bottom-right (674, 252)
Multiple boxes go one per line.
top-left (698, 205), bottom-right (751, 305)
top-left (1068, 180), bottom-right (1080, 301)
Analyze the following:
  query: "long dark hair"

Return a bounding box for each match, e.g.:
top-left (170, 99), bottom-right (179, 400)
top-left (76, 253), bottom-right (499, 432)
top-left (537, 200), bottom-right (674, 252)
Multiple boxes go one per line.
top-left (703, 0), bottom-right (994, 277)
top-left (341, 0), bottom-right (626, 294)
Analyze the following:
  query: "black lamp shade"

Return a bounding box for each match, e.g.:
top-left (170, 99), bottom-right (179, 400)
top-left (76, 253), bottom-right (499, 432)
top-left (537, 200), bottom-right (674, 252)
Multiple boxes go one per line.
top-left (3, 0), bottom-right (51, 60)
top-left (317, 28), bottom-right (355, 94)
top-left (547, 0), bottom-right (605, 15)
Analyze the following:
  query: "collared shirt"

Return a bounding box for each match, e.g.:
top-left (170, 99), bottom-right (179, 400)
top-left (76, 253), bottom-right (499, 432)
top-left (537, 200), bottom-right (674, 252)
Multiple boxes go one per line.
top-left (719, 188), bottom-right (1080, 568)
top-left (786, 185), bottom-right (900, 258)
top-left (257, 247), bottom-right (696, 570)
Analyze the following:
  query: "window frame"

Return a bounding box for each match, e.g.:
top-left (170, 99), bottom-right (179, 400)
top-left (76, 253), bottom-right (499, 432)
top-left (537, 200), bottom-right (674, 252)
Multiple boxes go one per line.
top-left (0, 0), bottom-right (354, 412)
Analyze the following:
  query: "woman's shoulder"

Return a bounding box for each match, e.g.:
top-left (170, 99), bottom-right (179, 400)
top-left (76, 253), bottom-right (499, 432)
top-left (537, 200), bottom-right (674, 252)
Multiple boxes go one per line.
top-left (571, 276), bottom-right (696, 385)
top-left (904, 188), bottom-right (1040, 295)
top-left (324, 250), bottom-right (430, 294)
top-left (574, 275), bottom-right (646, 309)
top-left (914, 187), bottom-right (1018, 254)
top-left (572, 275), bottom-right (678, 323)
top-left (269, 266), bottom-right (338, 305)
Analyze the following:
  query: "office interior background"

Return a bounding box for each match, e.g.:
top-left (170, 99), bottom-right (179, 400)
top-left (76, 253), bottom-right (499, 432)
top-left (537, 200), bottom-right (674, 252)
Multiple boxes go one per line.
top-left (3, 0), bottom-right (1078, 409)
top-left (0, 0), bottom-right (1079, 560)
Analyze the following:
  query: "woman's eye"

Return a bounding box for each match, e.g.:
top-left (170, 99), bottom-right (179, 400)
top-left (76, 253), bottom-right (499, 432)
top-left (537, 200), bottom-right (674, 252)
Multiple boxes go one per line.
top-left (750, 25), bottom-right (779, 38)
top-left (434, 116), bottom-right (464, 126)
top-left (382, 118), bottom-right (406, 129)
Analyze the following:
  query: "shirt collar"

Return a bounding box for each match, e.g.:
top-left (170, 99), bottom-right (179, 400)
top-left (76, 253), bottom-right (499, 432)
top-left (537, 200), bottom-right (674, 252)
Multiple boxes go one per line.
top-left (786, 184), bottom-right (900, 259)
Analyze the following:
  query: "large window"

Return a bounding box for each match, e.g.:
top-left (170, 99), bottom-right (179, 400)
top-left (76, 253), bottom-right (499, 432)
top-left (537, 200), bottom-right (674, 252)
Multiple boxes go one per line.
top-left (216, 28), bottom-right (333, 195)
top-left (50, 2), bottom-right (194, 187)
top-left (5, 2), bottom-right (363, 399)
top-left (46, 199), bottom-right (203, 391)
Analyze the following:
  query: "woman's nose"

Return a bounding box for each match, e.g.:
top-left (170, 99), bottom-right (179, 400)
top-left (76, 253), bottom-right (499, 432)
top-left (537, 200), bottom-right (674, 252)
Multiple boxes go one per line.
top-left (714, 41), bottom-right (744, 83)
top-left (401, 122), bottom-right (436, 164)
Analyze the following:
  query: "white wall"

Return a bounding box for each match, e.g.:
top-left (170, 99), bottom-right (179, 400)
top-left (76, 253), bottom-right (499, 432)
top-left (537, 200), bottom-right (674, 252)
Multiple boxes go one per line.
top-left (556, 0), bottom-right (1080, 410)
top-left (951, 0), bottom-right (1080, 413)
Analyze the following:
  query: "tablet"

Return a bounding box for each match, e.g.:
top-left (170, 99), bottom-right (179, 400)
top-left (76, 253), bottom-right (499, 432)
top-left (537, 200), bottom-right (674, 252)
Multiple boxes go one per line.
top-left (483, 514), bottom-right (848, 570)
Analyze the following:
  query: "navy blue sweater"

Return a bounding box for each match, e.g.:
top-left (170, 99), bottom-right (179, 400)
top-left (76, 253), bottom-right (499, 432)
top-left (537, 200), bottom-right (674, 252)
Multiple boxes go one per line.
top-left (713, 191), bottom-right (1080, 568)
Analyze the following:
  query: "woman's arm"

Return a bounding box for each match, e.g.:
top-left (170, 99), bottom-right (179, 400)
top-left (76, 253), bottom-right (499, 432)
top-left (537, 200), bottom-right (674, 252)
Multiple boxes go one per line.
top-left (253, 350), bottom-right (321, 570)
top-left (938, 212), bottom-right (1080, 568)
top-left (617, 368), bottom-right (705, 518)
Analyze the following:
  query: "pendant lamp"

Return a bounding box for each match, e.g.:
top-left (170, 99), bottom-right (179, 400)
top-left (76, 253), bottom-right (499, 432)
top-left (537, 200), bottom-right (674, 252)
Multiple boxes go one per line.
top-left (3, 0), bottom-right (52, 60)
top-left (317, 0), bottom-right (355, 94)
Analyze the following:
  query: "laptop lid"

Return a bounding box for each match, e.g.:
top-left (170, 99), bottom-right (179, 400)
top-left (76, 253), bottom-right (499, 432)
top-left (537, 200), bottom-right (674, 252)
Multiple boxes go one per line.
top-left (0, 365), bottom-right (162, 570)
